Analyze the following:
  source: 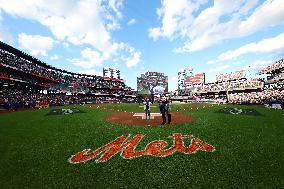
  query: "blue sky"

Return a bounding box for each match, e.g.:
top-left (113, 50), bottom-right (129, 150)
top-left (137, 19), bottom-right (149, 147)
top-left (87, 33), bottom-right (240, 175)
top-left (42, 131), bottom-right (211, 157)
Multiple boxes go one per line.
top-left (0, 0), bottom-right (284, 91)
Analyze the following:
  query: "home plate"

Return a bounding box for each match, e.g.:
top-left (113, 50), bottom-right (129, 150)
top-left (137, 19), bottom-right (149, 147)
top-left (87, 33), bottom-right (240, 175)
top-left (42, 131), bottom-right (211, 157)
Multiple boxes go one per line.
top-left (133, 113), bottom-right (161, 120)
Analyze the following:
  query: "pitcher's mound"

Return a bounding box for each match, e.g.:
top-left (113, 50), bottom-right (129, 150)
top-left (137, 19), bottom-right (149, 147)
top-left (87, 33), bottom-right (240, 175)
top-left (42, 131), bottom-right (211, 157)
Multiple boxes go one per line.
top-left (106, 111), bottom-right (194, 126)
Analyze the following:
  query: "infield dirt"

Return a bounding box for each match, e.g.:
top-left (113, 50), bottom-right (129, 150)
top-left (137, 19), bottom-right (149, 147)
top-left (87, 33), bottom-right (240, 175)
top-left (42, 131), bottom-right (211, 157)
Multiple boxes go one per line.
top-left (105, 111), bottom-right (194, 126)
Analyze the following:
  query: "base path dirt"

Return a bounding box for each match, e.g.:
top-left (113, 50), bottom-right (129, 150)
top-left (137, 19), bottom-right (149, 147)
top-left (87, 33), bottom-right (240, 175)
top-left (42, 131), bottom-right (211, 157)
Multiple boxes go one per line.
top-left (105, 111), bottom-right (194, 126)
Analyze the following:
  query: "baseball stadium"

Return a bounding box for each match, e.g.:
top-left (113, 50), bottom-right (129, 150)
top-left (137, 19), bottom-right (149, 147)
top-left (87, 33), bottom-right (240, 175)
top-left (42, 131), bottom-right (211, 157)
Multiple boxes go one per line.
top-left (0, 1), bottom-right (284, 188)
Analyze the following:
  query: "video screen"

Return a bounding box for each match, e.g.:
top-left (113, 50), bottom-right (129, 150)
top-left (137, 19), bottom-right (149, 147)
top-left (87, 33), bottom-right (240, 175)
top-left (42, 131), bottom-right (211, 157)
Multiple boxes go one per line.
top-left (137, 77), bottom-right (168, 95)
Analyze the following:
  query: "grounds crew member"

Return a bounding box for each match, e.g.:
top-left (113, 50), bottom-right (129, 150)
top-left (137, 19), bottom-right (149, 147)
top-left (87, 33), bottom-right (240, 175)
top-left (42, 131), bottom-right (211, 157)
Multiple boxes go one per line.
top-left (143, 98), bottom-right (152, 120)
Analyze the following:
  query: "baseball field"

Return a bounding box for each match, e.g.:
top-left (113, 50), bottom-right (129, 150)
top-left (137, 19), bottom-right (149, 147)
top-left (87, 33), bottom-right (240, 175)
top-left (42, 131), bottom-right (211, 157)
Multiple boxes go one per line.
top-left (0, 103), bottom-right (283, 188)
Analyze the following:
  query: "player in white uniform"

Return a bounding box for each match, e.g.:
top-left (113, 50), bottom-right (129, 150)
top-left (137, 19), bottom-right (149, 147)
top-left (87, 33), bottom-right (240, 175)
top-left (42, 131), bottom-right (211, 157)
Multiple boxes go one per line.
top-left (143, 99), bottom-right (152, 120)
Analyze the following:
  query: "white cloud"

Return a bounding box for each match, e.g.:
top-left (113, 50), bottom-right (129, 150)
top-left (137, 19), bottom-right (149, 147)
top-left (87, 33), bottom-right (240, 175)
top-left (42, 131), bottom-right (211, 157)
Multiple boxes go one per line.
top-left (149, 0), bottom-right (199, 40)
top-left (50, 54), bottom-right (59, 60)
top-left (208, 65), bottom-right (230, 73)
top-left (62, 42), bottom-right (70, 48)
top-left (244, 60), bottom-right (273, 71)
top-left (76, 69), bottom-right (103, 76)
top-left (148, 28), bottom-right (162, 41)
top-left (150, 0), bottom-right (284, 53)
top-left (70, 48), bottom-right (104, 69)
top-left (0, 0), bottom-right (141, 67)
top-left (127, 18), bottom-right (136, 25)
top-left (209, 32), bottom-right (284, 64)
top-left (69, 42), bottom-right (141, 69)
top-left (18, 33), bottom-right (53, 56)
top-left (125, 51), bottom-right (141, 68)
top-left (115, 43), bottom-right (141, 68)
top-left (108, 0), bottom-right (124, 19)
top-left (239, 0), bottom-right (284, 35)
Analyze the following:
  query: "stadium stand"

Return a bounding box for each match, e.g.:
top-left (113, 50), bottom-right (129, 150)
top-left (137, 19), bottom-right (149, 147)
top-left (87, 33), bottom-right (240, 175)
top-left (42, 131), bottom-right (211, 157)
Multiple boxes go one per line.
top-left (1, 41), bottom-right (283, 110)
top-left (0, 41), bottom-right (137, 110)
top-left (173, 59), bottom-right (284, 107)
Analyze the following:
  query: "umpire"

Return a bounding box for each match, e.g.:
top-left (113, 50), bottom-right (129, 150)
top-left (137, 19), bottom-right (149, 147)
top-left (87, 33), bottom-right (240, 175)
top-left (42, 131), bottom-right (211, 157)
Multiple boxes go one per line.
top-left (166, 100), bottom-right (171, 124)
top-left (159, 100), bottom-right (167, 125)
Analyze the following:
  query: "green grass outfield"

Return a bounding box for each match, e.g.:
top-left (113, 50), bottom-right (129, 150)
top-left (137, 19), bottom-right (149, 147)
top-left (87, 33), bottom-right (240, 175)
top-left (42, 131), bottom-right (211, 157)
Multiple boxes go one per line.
top-left (0, 103), bottom-right (283, 188)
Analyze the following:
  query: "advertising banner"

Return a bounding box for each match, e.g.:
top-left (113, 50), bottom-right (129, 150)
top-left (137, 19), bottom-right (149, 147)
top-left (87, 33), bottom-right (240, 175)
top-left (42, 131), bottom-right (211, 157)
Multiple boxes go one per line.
top-left (216, 70), bottom-right (245, 82)
top-left (185, 73), bottom-right (205, 85)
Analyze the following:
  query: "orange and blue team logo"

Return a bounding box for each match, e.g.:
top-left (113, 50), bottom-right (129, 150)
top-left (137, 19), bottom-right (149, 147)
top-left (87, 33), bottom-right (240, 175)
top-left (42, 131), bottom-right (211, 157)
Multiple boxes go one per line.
top-left (69, 133), bottom-right (215, 164)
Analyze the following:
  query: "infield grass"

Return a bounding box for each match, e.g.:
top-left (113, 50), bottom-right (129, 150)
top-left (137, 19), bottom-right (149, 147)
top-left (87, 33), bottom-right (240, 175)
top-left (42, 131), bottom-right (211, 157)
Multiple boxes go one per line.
top-left (0, 103), bottom-right (283, 188)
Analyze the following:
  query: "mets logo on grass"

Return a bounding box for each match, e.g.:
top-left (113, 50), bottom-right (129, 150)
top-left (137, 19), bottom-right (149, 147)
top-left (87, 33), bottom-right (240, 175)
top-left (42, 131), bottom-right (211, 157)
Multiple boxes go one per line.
top-left (69, 134), bottom-right (215, 164)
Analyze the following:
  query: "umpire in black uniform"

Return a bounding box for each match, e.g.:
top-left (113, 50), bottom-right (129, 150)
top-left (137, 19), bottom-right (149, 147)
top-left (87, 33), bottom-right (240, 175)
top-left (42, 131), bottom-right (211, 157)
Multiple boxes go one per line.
top-left (166, 100), bottom-right (171, 124)
top-left (159, 100), bottom-right (167, 125)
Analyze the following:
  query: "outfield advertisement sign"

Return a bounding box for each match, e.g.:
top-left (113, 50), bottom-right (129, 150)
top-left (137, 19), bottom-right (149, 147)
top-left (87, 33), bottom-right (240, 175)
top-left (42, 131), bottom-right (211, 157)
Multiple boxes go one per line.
top-left (216, 70), bottom-right (245, 82)
top-left (69, 133), bottom-right (215, 164)
top-left (185, 73), bottom-right (205, 85)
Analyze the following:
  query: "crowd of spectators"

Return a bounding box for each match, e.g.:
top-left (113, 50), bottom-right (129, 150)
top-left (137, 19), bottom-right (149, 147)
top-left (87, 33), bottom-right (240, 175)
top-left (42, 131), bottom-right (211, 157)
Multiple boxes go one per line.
top-left (194, 79), bottom-right (264, 93)
top-left (0, 72), bottom-right (125, 94)
top-left (228, 89), bottom-right (284, 105)
top-left (0, 69), bottom-right (52, 88)
top-left (266, 72), bottom-right (284, 83)
top-left (0, 88), bottom-right (81, 110)
top-left (1, 49), bottom-right (63, 81)
top-left (0, 87), bottom-right (137, 110)
top-left (188, 62), bottom-right (284, 106)
top-left (259, 59), bottom-right (284, 74)
top-left (1, 42), bottom-right (283, 110)
top-left (0, 47), bottom-right (136, 95)
top-left (0, 45), bottom-right (138, 110)
top-left (0, 49), bottom-right (127, 89)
